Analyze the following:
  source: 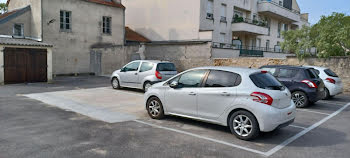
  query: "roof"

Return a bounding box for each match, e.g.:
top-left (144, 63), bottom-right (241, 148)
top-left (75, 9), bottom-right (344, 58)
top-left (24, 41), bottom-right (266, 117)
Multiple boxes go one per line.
top-left (0, 5), bottom-right (31, 25)
top-left (260, 65), bottom-right (310, 69)
top-left (85, 0), bottom-right (125, 9)
top-left (191, 66), bottom-right (261, 74)
top-left (0, 37), bottom-right (53, 47)
top-left (6, 0), bottom-right (125, 9)
top-left (303, 65), bottom-right (327, 70)
top-left (125, 27), bottom-right (150, 43)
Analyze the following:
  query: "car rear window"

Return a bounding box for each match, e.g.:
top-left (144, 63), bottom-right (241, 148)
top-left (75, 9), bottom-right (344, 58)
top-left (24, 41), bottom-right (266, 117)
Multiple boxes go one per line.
top-left (250, 72), bottom-right (284, 90)
top-left (324, 69), bottom-right (338, 77)
top-left (204, 70), bottom-right (241, 87)
top-left (306, 69), bottom-right (319, 79)
top-left (157, 63), bottom-right (176, 71)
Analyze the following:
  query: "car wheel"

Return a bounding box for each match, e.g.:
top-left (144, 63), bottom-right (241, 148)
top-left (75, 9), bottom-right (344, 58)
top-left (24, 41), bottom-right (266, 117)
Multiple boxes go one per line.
top-left (229, 110), bottom-right (259, 140)
top-left (292, 91), bottom-right (309, 108)
top-left (111, 77), bottom-right (120, 89)
top-left (323, 88), bottom-right (331, 100)
top-left (146, 97), bottom-right (165, 119)
top-left (143, 82), bottom-right (152, 92)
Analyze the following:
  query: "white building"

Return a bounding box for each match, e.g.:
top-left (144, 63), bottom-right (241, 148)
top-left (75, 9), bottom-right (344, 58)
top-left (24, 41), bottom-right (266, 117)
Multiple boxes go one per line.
top-left (124, 0), bottom-right (309, 54)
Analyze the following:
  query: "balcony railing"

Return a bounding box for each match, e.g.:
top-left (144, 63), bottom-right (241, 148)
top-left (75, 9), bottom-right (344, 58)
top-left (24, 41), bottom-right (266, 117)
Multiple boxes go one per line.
top-left (212, 42), bottom-right (288, 54)
top-left (258, 0), bottom-right (300, 15)
top-left (232, 16), bottom-right (268, 28)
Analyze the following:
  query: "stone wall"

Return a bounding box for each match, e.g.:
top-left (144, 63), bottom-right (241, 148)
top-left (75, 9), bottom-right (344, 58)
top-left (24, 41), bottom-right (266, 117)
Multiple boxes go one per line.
top-left (214, 57), bottom-right (350, 93)
top-left (144, 42), bottom-right (213, 71)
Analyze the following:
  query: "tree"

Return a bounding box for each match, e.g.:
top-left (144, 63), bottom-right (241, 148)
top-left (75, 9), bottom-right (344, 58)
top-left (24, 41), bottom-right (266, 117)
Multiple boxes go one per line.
top-left (0, 3), bottom-right (7, 14)
top-left (282, 13), bottom-right (350, 59)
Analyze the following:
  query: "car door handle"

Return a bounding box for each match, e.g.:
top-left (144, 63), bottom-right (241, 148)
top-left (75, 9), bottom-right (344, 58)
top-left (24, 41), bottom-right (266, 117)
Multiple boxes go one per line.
top-left (221, 92), bottom-right (231, 96)
top-left (134, 73), bottom-right (138, 75)
top-left (189, 92), bottom-right (196, 96)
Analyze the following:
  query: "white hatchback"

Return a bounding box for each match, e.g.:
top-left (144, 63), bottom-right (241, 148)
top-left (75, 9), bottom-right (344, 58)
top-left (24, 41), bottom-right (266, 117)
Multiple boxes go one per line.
top-left (306, 66), bottom-right (343, 99)
top-left (144, 67), bottom-right (296, 140)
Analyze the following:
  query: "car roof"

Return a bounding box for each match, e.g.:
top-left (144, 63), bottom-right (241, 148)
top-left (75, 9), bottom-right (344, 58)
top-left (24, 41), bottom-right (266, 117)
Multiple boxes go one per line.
top-left (131, 60), bottom-right (172, 64)
top-left (261, 65), bottom-right (311, 70)
top-left (191, 66), bottom-right (261, 74)
top-left (303, 65), bottom-right (327, 70)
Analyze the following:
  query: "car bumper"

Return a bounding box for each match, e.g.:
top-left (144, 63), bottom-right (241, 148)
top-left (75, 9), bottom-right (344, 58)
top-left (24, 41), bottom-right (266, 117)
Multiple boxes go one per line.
top-left (258, 101), bottom-right (296, 132)
top-left (327, 83), bottom-right (343, 96)
top-left (308, 90), bottom-right (325, 102)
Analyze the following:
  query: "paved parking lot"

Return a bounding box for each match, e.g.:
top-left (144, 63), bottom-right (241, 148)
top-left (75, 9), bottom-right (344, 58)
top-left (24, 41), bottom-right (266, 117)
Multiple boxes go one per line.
top-left (1, 76), bottom-right (350, 158)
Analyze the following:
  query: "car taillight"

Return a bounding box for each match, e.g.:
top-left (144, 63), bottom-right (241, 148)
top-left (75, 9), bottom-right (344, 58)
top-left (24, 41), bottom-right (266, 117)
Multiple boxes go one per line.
top-left (326, 78), bottom-right (336, 84)
top-left (155, 71), bottom-right (162, 79)
top-left (250, 92), bottom-right (273, 105)
top-left (301, 80), bottom-right (317, 88)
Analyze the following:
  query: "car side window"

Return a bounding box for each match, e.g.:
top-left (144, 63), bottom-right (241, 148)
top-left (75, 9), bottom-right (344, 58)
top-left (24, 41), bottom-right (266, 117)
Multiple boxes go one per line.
top-left (124, 62), bottom-right (140, 72)
top-left (204, 70), bottom-right (241, 87)
top-left (177, 70), bottom-right (207, 88)
top-left (140, 62), bottom-right (154, 72)
top-left (276, 68), bottom-right (297, 78)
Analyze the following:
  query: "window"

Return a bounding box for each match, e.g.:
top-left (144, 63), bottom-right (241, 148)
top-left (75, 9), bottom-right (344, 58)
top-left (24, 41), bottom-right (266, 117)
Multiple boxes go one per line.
top-left (102, 16), bottom-right (112, 34)
top-left (177, 70), bottom-right (207, 88)
top-left (206, 0), bottom-right (214, 19)
top-left (60, 10), bottom-right (72, 31)
top-left (220, 33), bottom-right (226, 43)
top-left (267, 18), bottom-right (271, 36)
top-left (277, 22), bottom-right (281, 38)
top-left (123, 62), bottom-right (140, 72)
top-left (205, 70), bottom-right (241, 87)
top-left (156, 63), bottom-right (176, 71)
top-left (220, 4), bottom-right (227, 22)
top-left (234, 10), bottom-right (243, 18)
top-left (266, 40), bottom-right (270, 50)
top-left (140, 62), bottom-right (154, 72)
top-left (306, 69), bottom-right (319, 79)
top-left (324, 69), bottom-right (338, 77)
top-left (277, 68), bottom-right (298, 78)
top-left (250, 72), bottom-right (284, 90)
top-left (13, 23), bottom-right (23, 37)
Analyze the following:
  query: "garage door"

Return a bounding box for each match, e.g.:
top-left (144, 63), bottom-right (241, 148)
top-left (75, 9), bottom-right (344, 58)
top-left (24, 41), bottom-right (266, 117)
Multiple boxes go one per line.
top-left (4, 48), bottom-right (47, 84)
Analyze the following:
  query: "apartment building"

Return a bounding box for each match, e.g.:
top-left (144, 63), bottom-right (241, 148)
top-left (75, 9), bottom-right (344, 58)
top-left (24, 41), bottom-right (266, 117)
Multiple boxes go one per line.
top-left (0, 0), bottom-right (125, 78)
top-left (124, 0), bottom-right (309, 53)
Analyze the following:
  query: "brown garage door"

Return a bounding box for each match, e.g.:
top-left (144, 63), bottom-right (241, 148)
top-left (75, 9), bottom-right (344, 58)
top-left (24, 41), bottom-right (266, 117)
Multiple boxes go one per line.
top-left (4, 48), bottom-right (47, 84)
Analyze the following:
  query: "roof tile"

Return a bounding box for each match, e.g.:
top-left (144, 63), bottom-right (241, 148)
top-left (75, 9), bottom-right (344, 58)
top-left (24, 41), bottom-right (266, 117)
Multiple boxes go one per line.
top-left (125, 27), bottom-right (150, 43)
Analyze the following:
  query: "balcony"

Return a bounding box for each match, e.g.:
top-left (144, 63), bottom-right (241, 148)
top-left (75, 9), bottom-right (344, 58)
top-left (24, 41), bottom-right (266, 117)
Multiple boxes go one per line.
top-left (212, 43), bottom-right (290, 57)
top-left (258, 0), bottom-right (300, 22)
top-left (231, 17), bottom-right (269, 35)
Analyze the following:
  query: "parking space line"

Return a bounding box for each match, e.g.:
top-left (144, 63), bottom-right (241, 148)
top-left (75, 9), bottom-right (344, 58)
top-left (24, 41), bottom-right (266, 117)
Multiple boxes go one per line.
top-left (296, 109), bottom-right (331, 116)
top-left (318, 101), bottom-right (346, 106)
top-left (134, 120), bottom-right (267, 156)
top-left (288, 125), bottom-right (307, 129)
top-left (265, 102), bottom-right (350, 157)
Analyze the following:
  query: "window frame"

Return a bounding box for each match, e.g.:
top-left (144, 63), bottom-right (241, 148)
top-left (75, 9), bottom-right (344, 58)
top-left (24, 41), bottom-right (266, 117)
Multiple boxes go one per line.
top-left (122, 61), bottom-right (141, 72)
top-left (139, 62), bottom-right (154, 73)
top-left (102, 16), bottom-right (112, 35)
top-left (60, 10), bottom-right (72, 32)
top-left (169, 70), bottom-right (208, 88)
top-left (13, 23), bottom-right (24, 37)
top-left (206, 0), bottom-right (214, 20)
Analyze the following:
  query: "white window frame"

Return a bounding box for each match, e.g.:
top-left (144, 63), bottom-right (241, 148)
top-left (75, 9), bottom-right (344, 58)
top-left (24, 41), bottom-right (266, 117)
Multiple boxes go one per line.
top-left (60, 10), bottom-right (72, 32)
top-left (206, 0), bottom-right (214, 20)
top-left (102, 16), bottom-right (112, 35)
top-left (220, 3), bottom-right (227, 22)
top-left (13, 23), bottom-right (24, 37)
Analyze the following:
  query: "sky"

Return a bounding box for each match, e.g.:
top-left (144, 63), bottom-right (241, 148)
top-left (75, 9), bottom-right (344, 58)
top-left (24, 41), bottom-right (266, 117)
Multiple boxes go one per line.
top-left (1, 0), bottom-right (349, 25)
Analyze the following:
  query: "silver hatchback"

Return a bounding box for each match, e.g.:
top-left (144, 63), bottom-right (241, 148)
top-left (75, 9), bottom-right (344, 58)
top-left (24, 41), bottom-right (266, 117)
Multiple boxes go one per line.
top-left (111, 60), bottom-right (177, 91)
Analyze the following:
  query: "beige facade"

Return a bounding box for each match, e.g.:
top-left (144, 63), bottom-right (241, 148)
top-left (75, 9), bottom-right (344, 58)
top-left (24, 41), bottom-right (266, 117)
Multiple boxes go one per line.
top-left (124, 0), bottom-right (309, 52)
top-left (1, 0), bottom-right (125, 75)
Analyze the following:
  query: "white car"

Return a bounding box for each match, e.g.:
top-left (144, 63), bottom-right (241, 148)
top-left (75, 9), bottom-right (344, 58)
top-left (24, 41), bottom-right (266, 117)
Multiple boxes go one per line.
top-left (111, 60), bottom-right (177, 92)
top-left (144, 67), bottom-right (296, 140)
top-left (306, 66), bottom-right (343, 99)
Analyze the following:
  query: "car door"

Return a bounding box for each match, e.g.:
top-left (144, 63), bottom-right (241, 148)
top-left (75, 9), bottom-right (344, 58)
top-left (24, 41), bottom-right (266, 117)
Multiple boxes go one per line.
top-left (197, 70), bottom-right (239, 120)
top-left (164, 69), bottom-right (208, 117)
top-left (119, 61), bottom-right (141, 86)
top-left (138, 61), bottom-right (155, 84)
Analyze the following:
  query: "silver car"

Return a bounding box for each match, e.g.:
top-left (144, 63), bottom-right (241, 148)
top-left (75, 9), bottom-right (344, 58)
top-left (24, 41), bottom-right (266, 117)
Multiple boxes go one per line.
top-left (111, 60), bottom-right (177, 91)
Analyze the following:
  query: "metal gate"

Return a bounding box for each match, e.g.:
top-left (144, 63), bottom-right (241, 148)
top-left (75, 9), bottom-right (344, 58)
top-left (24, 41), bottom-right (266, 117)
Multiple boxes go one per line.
top-left (90, 50), bottom-right (102, 76)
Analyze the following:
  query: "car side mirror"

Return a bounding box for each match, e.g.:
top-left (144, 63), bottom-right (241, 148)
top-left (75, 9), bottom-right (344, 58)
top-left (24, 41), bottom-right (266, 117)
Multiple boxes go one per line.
top-left (121, 67), bottom-right (126, 72)
top-left (169, 81), bottom-right (179, 89)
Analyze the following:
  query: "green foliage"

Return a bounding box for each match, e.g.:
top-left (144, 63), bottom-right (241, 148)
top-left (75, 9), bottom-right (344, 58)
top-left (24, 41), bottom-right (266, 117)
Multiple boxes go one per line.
top-left (281, 12), bottom-right (350, 59)
top-left (0, 3), bottom-right (7, 14)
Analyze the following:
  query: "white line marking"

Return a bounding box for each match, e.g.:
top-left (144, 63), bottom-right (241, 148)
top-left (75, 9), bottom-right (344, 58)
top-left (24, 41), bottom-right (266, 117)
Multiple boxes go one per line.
top-left (265, 102), bottom-right (350, 157)
top-left (288, 125), bottom-right (307, 129)
top-left (134, 120), bottom-right (267, 156)
top-left (318, 101), bottom-right (346, 106)
top-left (296, 109), bottom-right (331, 116)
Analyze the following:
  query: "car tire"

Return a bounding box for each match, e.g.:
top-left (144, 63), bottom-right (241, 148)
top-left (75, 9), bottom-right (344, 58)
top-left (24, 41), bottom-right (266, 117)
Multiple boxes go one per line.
top-left (323, 88), bottom-right (331, 100)
top-left (292, 91), bottom-right (309, 108)
top-left (111, 77), bottom-right (120, 89)
top-left (229, 110), bottom-right (259, 140)
top-left (146, 97), bottom-right (165, 119)
top-left (143, 81), bottom-right (152, 92)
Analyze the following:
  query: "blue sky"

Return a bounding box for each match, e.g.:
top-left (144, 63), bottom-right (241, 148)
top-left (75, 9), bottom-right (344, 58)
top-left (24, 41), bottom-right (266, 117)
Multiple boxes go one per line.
top-left (1, 0), bottom-right (349, 25)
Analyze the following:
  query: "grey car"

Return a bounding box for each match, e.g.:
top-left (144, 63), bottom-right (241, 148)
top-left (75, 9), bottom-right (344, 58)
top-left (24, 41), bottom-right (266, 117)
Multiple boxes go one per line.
top-left (111, 60), bottom-right (177, 91)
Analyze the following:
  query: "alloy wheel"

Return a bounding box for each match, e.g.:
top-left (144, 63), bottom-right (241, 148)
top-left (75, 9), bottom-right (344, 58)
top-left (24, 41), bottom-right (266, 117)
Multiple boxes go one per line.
top-left (292, 92), bottom-right (306, 107)
top-left (233, 115), bottom-right (253, 137)
top-left (112, 78), bottom-right (119, 89)
top-left (148, 100), bottom-right (161, 117)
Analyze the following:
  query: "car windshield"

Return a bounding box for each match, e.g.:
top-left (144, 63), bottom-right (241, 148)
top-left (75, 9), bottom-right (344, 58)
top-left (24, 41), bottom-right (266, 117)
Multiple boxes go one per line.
top-left (250, 72), bottom-right (284, 90)
top-left (306, 69), bottom-right (319, 79)
top-left (324, 69), bottom-right (338, 77)
top-left (157, 63), bottom-right (176, 71)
